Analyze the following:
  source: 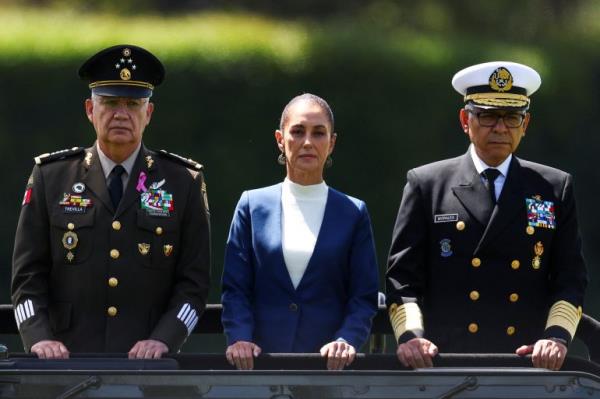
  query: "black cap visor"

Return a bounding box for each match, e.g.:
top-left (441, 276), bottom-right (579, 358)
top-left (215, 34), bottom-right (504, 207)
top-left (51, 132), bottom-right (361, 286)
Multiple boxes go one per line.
top-left (91, 85), bottom-right (152, 98)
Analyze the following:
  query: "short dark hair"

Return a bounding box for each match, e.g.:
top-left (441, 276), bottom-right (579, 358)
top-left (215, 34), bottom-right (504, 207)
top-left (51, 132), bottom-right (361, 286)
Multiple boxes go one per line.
top-left (279, 93), bottom-right (335, 132)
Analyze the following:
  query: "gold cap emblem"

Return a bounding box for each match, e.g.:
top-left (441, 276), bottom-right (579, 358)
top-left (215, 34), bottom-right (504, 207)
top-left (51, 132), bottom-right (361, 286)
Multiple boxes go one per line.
top-left (489, 67), bottom-right (513, 92)
top-left (120, 68), bottom-right (131, 81)
top-left (163, 244), bottom-right (173, 257)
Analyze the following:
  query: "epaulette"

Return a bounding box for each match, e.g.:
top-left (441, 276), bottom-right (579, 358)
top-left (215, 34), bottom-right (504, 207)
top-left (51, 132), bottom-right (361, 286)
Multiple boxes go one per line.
top-left (34, 147), bottom-right (85, 165)
top-left (158, 150), bottom-right (204, 171)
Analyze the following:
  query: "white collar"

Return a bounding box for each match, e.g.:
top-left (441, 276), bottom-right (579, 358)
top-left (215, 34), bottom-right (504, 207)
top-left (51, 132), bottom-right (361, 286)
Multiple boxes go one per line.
top-left (96, 142), bottom-right (141, 179)
top-left (469, 144), bottom-right (512, 177)
top-left (282, 177), bottom-right (328, 199)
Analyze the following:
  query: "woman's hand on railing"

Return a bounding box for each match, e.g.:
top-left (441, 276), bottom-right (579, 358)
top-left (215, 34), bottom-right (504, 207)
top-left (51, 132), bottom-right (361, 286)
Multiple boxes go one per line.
top-left (226, 341), bottom-right (261, 370)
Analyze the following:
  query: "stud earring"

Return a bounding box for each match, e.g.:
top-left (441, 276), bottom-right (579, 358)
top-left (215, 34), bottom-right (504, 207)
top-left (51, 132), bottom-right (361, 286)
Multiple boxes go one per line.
top-left (277, 153), bottom-right (286, 165)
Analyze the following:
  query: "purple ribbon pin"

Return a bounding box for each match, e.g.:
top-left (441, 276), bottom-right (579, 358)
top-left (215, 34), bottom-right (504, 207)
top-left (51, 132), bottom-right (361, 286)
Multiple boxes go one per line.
top-left (136, 171), bottom-right (148, 193)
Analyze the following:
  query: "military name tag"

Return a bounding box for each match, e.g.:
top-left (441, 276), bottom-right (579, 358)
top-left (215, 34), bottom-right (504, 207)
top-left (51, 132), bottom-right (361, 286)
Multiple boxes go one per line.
top-left (434, 213), bottom-right (459, 223)
top-left (59, 193), bottom-right (93, 214)
top-left (526, 197), bottom-right (555, 229)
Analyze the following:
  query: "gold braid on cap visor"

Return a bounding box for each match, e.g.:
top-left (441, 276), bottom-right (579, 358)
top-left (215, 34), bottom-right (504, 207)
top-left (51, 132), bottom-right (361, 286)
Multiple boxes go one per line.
top-left (465, 92), bottom-right (530, 108)
top-left (89, 80), bottom-right (154, 89)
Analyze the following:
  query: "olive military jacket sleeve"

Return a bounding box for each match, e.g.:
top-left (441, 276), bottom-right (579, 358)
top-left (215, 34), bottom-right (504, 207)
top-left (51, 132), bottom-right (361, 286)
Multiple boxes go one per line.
top-left (386, 153), bottom-right (587, 352)
top-left (11, 145), bottom-right (211, 353)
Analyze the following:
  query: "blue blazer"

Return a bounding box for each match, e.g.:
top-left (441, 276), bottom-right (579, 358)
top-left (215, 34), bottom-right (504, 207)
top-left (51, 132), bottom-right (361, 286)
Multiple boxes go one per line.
top-left (221, 183), bottom-right (379, 353)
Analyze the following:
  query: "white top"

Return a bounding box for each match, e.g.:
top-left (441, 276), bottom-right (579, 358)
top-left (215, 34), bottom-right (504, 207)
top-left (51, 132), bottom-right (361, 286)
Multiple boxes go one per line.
top-left (470, 144), bottom-right (512, 201)
top-left (97, 142), bottom-right (141, 189)
top-left (281, 178), bottom-right (328, 289)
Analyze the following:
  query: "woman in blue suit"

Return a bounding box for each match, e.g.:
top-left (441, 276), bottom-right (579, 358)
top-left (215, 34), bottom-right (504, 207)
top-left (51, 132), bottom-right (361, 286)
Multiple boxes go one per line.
top-left (222, 93), bottom-right (379, 370)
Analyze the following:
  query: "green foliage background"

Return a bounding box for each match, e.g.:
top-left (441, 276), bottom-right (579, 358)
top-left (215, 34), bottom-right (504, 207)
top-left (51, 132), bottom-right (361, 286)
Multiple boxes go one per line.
top-left (1, 1), bottom-right (599, 353)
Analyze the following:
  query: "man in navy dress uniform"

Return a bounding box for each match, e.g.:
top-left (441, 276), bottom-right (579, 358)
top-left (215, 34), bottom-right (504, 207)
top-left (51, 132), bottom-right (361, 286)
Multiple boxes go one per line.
top-left (12, 45), bottom-right (211, 359)
top-left (386, 62), bottom-right (587, 370)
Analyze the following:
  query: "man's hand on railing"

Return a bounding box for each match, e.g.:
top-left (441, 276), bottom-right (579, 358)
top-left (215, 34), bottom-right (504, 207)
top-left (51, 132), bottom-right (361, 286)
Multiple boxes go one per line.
top-left (516, 339), bottom-right (567, 370)
top-left (31, 340), bottom-right (70, 359)
top-left (128, 339), bottom-right (169, 359)
top-left (396, 338), bottom-right (438, 369)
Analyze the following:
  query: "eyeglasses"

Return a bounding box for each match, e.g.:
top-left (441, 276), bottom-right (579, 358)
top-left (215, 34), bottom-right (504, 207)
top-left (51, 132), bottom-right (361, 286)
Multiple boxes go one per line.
top-left (468, 110), bottom-right (526, 128)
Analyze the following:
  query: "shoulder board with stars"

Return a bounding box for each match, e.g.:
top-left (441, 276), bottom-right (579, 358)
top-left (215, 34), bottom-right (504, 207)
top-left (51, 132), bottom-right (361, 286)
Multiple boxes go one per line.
top-left (158, 150), bottom-right (204, 171)
top-left (34, 147), bottom-right (85, 165)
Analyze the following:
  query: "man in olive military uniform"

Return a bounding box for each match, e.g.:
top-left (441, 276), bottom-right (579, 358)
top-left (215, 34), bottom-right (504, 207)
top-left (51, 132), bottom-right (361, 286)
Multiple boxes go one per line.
top-left (12, 45), bottom-right (211, 359)
top-left (386, 62), bottom-right (587, 370)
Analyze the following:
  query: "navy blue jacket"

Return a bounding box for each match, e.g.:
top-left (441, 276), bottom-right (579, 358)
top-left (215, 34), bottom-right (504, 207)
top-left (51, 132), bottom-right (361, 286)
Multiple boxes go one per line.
top-left (222, 183), bottom-right (379, 352)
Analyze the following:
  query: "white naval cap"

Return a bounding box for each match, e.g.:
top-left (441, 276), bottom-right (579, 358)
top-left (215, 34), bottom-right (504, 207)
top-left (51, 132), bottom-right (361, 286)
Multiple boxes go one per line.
top-left (452, 61), bottom-right (541, 109)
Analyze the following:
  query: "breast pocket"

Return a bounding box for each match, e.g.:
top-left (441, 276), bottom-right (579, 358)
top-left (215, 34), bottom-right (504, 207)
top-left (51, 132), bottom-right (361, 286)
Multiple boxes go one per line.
top-left (50, 208), bottom-right (96, 265)
top-left (136, 209), bottom-right (179, 269)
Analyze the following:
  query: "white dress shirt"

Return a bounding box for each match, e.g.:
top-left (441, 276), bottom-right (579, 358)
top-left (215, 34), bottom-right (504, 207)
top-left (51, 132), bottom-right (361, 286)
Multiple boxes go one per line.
top-left (97, 141), bottom-right (141, 189)
top-left (470, 144), bottom-right (512, 201)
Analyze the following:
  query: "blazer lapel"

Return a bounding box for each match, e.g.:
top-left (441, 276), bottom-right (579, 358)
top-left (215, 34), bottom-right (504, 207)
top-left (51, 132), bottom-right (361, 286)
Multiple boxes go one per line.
top-left (262, 184), bottom-right (296, 294)
top-left (81, 145), bottom-right (114, 213)
top-left (115, 145), bottom-right (152, 219)
top-left (475, 157), bottom-right (524, 254)
top-left (451, 153), bottom-right (493, 226)
top-left (295, 188), bottom-right (333, 291)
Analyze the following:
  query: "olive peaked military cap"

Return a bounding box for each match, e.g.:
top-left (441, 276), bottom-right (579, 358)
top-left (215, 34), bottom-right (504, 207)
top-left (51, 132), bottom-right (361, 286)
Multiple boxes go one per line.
top-left (78, 44), bottom-right (165, 98)
top-left (452, 61), bottom-right (541, 110)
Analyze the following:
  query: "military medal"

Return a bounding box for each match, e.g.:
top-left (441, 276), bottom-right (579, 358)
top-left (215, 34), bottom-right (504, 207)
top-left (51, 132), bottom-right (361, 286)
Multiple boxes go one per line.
top-left (526, 196), bottom-right (556, 229)
top-left (150, 179), bottom-right (165, 190)
top-left (138, 243), bottom-right (150, 256)
top-left (72, 182), bottom-right (85, 193)
top-left (439, 239), bottom-right (453, 258)
top-left (532, 241), bottom-right (544, 269)
top-left (62, 231), bottom-right (78, 262)
top-left (141, 180), bottom-right (174, 217)
top-left (163, 244), bottom-right (173, 257)
top-left (59, 193), bottom-right (93, 214)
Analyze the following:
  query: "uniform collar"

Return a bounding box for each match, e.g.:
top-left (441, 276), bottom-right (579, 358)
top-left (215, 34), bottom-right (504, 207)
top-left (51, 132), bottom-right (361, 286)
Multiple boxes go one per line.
top-left (469, 144), bottom-right (512, 178)
top-left (96, 141), bottom-right (141, 179)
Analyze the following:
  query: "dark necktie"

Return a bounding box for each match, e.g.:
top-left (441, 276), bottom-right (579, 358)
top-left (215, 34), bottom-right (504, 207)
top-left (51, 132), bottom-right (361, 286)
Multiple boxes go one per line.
top-left (107, 165), bottom-right (126, 209)
top-left (482, 168), bottom-right (501, 205)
